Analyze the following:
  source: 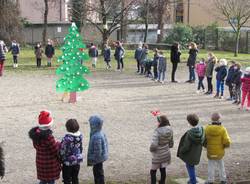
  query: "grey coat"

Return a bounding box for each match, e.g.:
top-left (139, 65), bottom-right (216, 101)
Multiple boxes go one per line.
top-left (205, 59), bottom-right (215, 78)
top-left (157, 56), bottom-right (167, 72)
top-left (150, 126), bottom-right (174, 164)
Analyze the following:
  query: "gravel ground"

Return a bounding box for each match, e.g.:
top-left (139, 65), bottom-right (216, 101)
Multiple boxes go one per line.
top-left (0, 64), bottom-right (250, 184)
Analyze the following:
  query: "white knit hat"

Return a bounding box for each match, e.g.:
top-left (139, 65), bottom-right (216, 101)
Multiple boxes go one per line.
top-left (220, 59), bottom-right (227, 66)
top-left (245, 67), bottom-right (250, 74)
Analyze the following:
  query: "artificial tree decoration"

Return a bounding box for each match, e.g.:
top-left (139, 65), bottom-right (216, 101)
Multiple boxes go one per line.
top-left (56, 23), bottom-right (90, 103)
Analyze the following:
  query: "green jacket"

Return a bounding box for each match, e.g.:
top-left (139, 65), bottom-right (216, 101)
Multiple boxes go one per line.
top-left (177, 126), bottom-right (205, 165)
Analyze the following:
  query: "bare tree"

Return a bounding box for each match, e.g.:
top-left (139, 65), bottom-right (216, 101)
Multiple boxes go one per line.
top-left (42, 0), bottom-right (49, 45)
top-left (143, 0), bottom-right (149, 43)
top-left (214, 0), bottom-right (250, 56)
top-left (85, 0), bottom-right (138, 49)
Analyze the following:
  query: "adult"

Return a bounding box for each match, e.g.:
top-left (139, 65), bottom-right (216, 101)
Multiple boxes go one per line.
top-left (139, 44), bottom-right (149, 75)
top-left (34, 42), bottom-right (43, 68)
top-left (88, 43), bottom-right (99, 68)
top-left (45, 39), bottom-right (55, 67)
top-left (170, 42), bottom-right (181, 82)
top-left (0, 40), bottom-right (8, 77)
top-left (186, 42), bottom-right (198, 83)
top-left (114, 41), bottom-right (125, 71)
top-left (134, 43), bottom-right (143, 73)
top-left (9, 40), bottom-right (20, 68)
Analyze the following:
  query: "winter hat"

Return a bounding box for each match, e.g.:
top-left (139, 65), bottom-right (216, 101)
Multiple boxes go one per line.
top-left (219, 59), bottom-right (227, 66)
top-left (38, 110), bottom-right (53, 129)
top-left (245, 67), bottom-right (250, 74)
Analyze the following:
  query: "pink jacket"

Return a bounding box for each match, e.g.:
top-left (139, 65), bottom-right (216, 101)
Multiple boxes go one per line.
top-left (196, 63), bottom-right (206, 77)
top-left (241, 75), bottom-right (250, 92)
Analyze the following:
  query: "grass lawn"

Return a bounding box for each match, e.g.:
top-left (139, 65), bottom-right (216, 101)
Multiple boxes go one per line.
top-left (3, 48), bottom-right (250, 73)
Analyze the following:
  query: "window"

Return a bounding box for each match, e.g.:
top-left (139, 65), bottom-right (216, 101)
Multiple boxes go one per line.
top-left (176, 1), bottom-right (184, 23)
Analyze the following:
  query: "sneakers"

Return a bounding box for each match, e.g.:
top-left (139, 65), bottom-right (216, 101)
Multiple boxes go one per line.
top-left (214, 94), bottom-right (219, 98)
top-left (219, 96), bottom-right (224, 99)
top-left (161, 81), bottom-right (164, 84)
top-left (196, 90), bottom-right (200, 94)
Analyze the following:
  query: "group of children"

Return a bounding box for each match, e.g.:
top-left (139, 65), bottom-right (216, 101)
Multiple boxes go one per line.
top-left (195, 54), bottom-right (250, 110)
top-left (150, 112), bottom-right (231, 184)
top-left (28, 110), bottom-right (108, 184)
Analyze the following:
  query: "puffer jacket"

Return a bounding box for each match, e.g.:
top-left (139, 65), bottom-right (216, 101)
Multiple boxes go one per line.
top-left (177, 126), bottom-right (205, 165)
top-left (196, 63), bottom-right (206, 77)
top-left (150, 126), bottom-right (173, 164)
top-left (0, 41), bottom-right (8, 61)
top-left (204, 122), bottom-right (231, 160)
top-left (60, 132), bottom-right (83, 166)
top-left (9, 43), bottom-right (20, 56)
top-left (215, 65), bottom-right (227, 81)
top-left (87, 115), bottom-right (108, 166)
top-left (241, 74), bottom-right (250, 92)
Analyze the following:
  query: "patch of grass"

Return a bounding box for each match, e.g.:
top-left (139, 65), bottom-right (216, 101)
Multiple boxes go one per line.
top-left (4, 48), bottom-right (249, 74)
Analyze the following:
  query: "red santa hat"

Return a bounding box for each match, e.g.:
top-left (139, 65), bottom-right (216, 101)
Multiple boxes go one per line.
top-left (38, 110), bottom-right (53, 128)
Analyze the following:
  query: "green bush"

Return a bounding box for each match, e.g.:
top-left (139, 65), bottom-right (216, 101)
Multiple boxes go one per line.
top-left (192, 26), bottom-right (205, 47)
top-left (165, 24), bottom-right (193, 47)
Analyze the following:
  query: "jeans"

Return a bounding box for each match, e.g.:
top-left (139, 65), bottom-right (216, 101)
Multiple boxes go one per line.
top-left (62, 164), bottom-right (80, 184)
top-left (158, 71), bottom-right (165, 81)
top-left (198, 76), bottom-right (205, 90)
top-left (207, 77), bottom-right (213, 93)
top-left (93, 162), bottom-right (105, 184)
top-left (189, 66), bottom-right (195, 81)
top-left (39, 181), bottom-right (55, 184)
top-left (172, 62), bottom-right (178, 81)
top-left (216, 80), bottom-right (225, 96)
top-left (186, 163), bottom-right (197, 184)
top-left (150, 168), bottom-right (166, 184)
top-left (207, 159), bottom-right (227, 182)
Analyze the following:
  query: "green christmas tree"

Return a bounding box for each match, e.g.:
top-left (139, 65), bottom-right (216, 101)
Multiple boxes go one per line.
top-left (56, 23), bottom-right (90, 102)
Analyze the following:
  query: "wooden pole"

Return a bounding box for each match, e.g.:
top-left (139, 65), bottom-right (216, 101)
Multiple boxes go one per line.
top-left (69, 92), bottom-right (77, 103)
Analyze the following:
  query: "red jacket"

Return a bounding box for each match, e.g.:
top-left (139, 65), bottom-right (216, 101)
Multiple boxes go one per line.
top-left (29, 127), bottom-right (61, 181)
top-left (241, 75), bottom-right (250, 92)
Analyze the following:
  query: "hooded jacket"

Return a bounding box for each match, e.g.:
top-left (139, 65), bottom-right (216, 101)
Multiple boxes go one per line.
top-left (241, 74), bottom-right (250, 92)
top-left (177, 126), bottom-right (205, 165)
top-left (60, 132), bottom-right (83, 166)
top-left (9, 42), bottom-right (20, 56)
top-left (0, 145), bottom-right (4, 179)
top-left (204, 122), bottom-right (231, 160)
top-left (150, 126), bottom-right (173, 164)
top-left (87, 116), bottom-right (108, 166)
top-left (29, 127), bottom-right (61, 181)
top-left (215, 65), bottom-right (227, 81)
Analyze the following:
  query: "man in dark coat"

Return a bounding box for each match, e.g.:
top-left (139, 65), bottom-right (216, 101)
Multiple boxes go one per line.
top-left (170, 42), bottom-right (181, 82)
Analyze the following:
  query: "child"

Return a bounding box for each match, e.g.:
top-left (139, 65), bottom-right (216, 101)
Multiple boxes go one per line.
top-left (134, 43), bottom-right (143, 73)
top-left (150, 115), bottom-right (173, 184)
top-left (231, 63), bottom-right (242, 105)
top-left (186, 42), bottom-right (198, 83)
top-left (45, 39), bottom-right (55, 67)
top-left (177, 114), bottom-right (205, 184)
top-left (34, 43), bottom-right (43, 68)
top-left (0, 144), bottom-right (4, 179)
top-left (87, 115), bottom-right (108, 184)
top-left (205, 53), bottom-right (217, 95)
top-left (240, 67), bottom-right (250, 110)
top-left (60, 119), bottom-right (83, 184)
top-left (0, 40), bottom-right (8, 77)
top-left (88, 43), bottom-right (99, 68)
top-left (29, 110), bottom-right (61, 184)
top-left (195, 58), bottom-right (206, 93)
top-left (225, 61), bottom-right (236, 100)
top-left (214, 59), bottom-right (228, 99)
top-left (204, 113), bottom-right (231, 184)
top-left (139, 44), bottom-right (149, 74)
top-left (152, 48), bottom-right (159, 80)
top-left (103, 44), bottom-right (111, 69)
top-left (157, 51), bottom-right (167, 84)
top-left (9, 40), bottom-right (20, 68)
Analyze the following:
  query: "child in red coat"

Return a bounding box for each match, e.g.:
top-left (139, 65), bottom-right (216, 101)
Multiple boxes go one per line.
top-left (29, 110), bottom-right (61, 184)
top-left (195, 58), bottom-right (206, 93)
top-left (240, 67), bottom-right (250, 110)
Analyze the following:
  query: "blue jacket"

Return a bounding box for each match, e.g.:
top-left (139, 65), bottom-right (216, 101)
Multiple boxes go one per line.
top-left (60, 132), bottom-right (83, 166)
top-left (226, 65), bottom-right (235, 84)
top-left (87, 115), bottom-right (108, 166)
top-left (114, 46), bottom-right (125, 61)
top-left (103, 47), bottom-right (111, 61)
top-left (134, 47), bottom-right (143, 60)
top-left (88, 46), bottom-right (99, 58)
top-left (215, 65), bottom-right (227, 81)
top-left (9, 43), bottom-right (20, 55)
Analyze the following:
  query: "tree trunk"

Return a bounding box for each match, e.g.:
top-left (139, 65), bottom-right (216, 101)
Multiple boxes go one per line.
top-left (120, 0), bottom-right (128, 42)
top-left (42, 0), bottom-right (49, 45)
top-left (234, 30), bottom-right (240, 57)
top-left (144, 0), bottom-right (149, 43)
top-left (157, 0), bottom-right (167, 43)
top-left (69, 92), bottom-right (77, 103)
